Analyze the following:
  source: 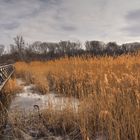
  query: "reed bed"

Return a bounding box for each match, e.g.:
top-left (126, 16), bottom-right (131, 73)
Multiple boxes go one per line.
top-left (14, 54), bottom-right (140, 140)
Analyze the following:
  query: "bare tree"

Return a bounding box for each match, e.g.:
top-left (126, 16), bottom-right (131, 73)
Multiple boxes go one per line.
top-left (58, 41), bottom-right (82, 54)
top-left (0, 45), bottom-right (5, 56)
top-left (47, 43), bottom-right (59, 54)
top-left (40, 42), bottom-right (49, 54)
top-left (14, 35), bottom-right (25, 51)
top-left (85, 41), bottom-right (105, 54)
top-left (12, 35), bottom-right (25, 60)
top-left (30, 41), bottom-right (42, 53)
top-left (106, 42), bottom-right (119, 55)
top-left (122, 42), bottom-right (140, 54)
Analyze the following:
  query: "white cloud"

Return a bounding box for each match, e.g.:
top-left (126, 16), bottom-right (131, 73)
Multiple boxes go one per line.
top-left (0, 0), bottom-right (140, 47)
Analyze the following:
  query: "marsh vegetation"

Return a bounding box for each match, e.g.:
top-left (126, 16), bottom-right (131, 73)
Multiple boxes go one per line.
top-left (0, 53), bottom-right (140, 140)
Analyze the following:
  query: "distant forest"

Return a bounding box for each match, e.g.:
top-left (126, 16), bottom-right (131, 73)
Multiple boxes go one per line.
top-left (0, 35), bottom-right (140, 64)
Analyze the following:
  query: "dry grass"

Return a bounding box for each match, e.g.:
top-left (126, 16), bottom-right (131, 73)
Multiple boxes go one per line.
top-left (13, 54), bottom-right (140, 140)
top-left (0, 78), bottom-right (22, 136)
top-left (2, 78), bottom-right (22, 95)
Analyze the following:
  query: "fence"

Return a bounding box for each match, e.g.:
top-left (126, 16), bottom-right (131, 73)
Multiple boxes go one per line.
top-left (0, 64), bottom-right (15, 91)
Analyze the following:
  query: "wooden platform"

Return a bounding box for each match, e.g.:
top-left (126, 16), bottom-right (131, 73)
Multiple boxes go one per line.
top-left (0, 64), bottom-right (15, 91)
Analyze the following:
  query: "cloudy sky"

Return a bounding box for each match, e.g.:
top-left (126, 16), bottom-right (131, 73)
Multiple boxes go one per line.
top-left (1, 0), bottom-right (140, 46)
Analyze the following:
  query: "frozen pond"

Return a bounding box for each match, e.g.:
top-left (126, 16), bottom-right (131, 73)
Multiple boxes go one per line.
top-left (1, 79), bottom-right (79, 140)
top-left (9, 79), bottom-right (79, 112)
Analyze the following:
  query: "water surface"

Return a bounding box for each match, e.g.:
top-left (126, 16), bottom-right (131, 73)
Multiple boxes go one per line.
top-left (9, 79), bottom-right (79, 112)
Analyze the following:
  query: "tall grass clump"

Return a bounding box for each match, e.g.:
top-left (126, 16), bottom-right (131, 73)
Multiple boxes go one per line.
top-left (0, 78), bottom-right (21, 134)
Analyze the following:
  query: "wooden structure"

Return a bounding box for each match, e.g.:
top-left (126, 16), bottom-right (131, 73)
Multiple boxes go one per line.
top-left (0, 64), bottom-right (15, 91)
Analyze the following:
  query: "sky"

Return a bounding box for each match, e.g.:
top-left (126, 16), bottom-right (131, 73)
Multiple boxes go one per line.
top-left (0, 0), bottom-right (140, 47)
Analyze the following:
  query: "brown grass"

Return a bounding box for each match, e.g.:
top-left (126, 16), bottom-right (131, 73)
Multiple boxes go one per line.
top-left (0, 78), bottom-right (22, 136)
top-left (13, 54), bottom-right (140, 140)
top-left (2, 78), bottom-right (22, 94)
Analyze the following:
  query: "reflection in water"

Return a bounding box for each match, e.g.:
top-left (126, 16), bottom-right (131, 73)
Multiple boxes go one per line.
top-left (0, 78), bottom-right (79, 126)
top-left (9, 83), bottom-right (79, 112)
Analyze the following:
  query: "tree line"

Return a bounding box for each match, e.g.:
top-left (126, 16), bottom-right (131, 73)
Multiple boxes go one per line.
top-left (0, 35), bottom-right (140, 63)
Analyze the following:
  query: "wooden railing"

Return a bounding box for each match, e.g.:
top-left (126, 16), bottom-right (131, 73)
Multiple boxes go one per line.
top-left (0, 64), bottom-right (15, 91)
